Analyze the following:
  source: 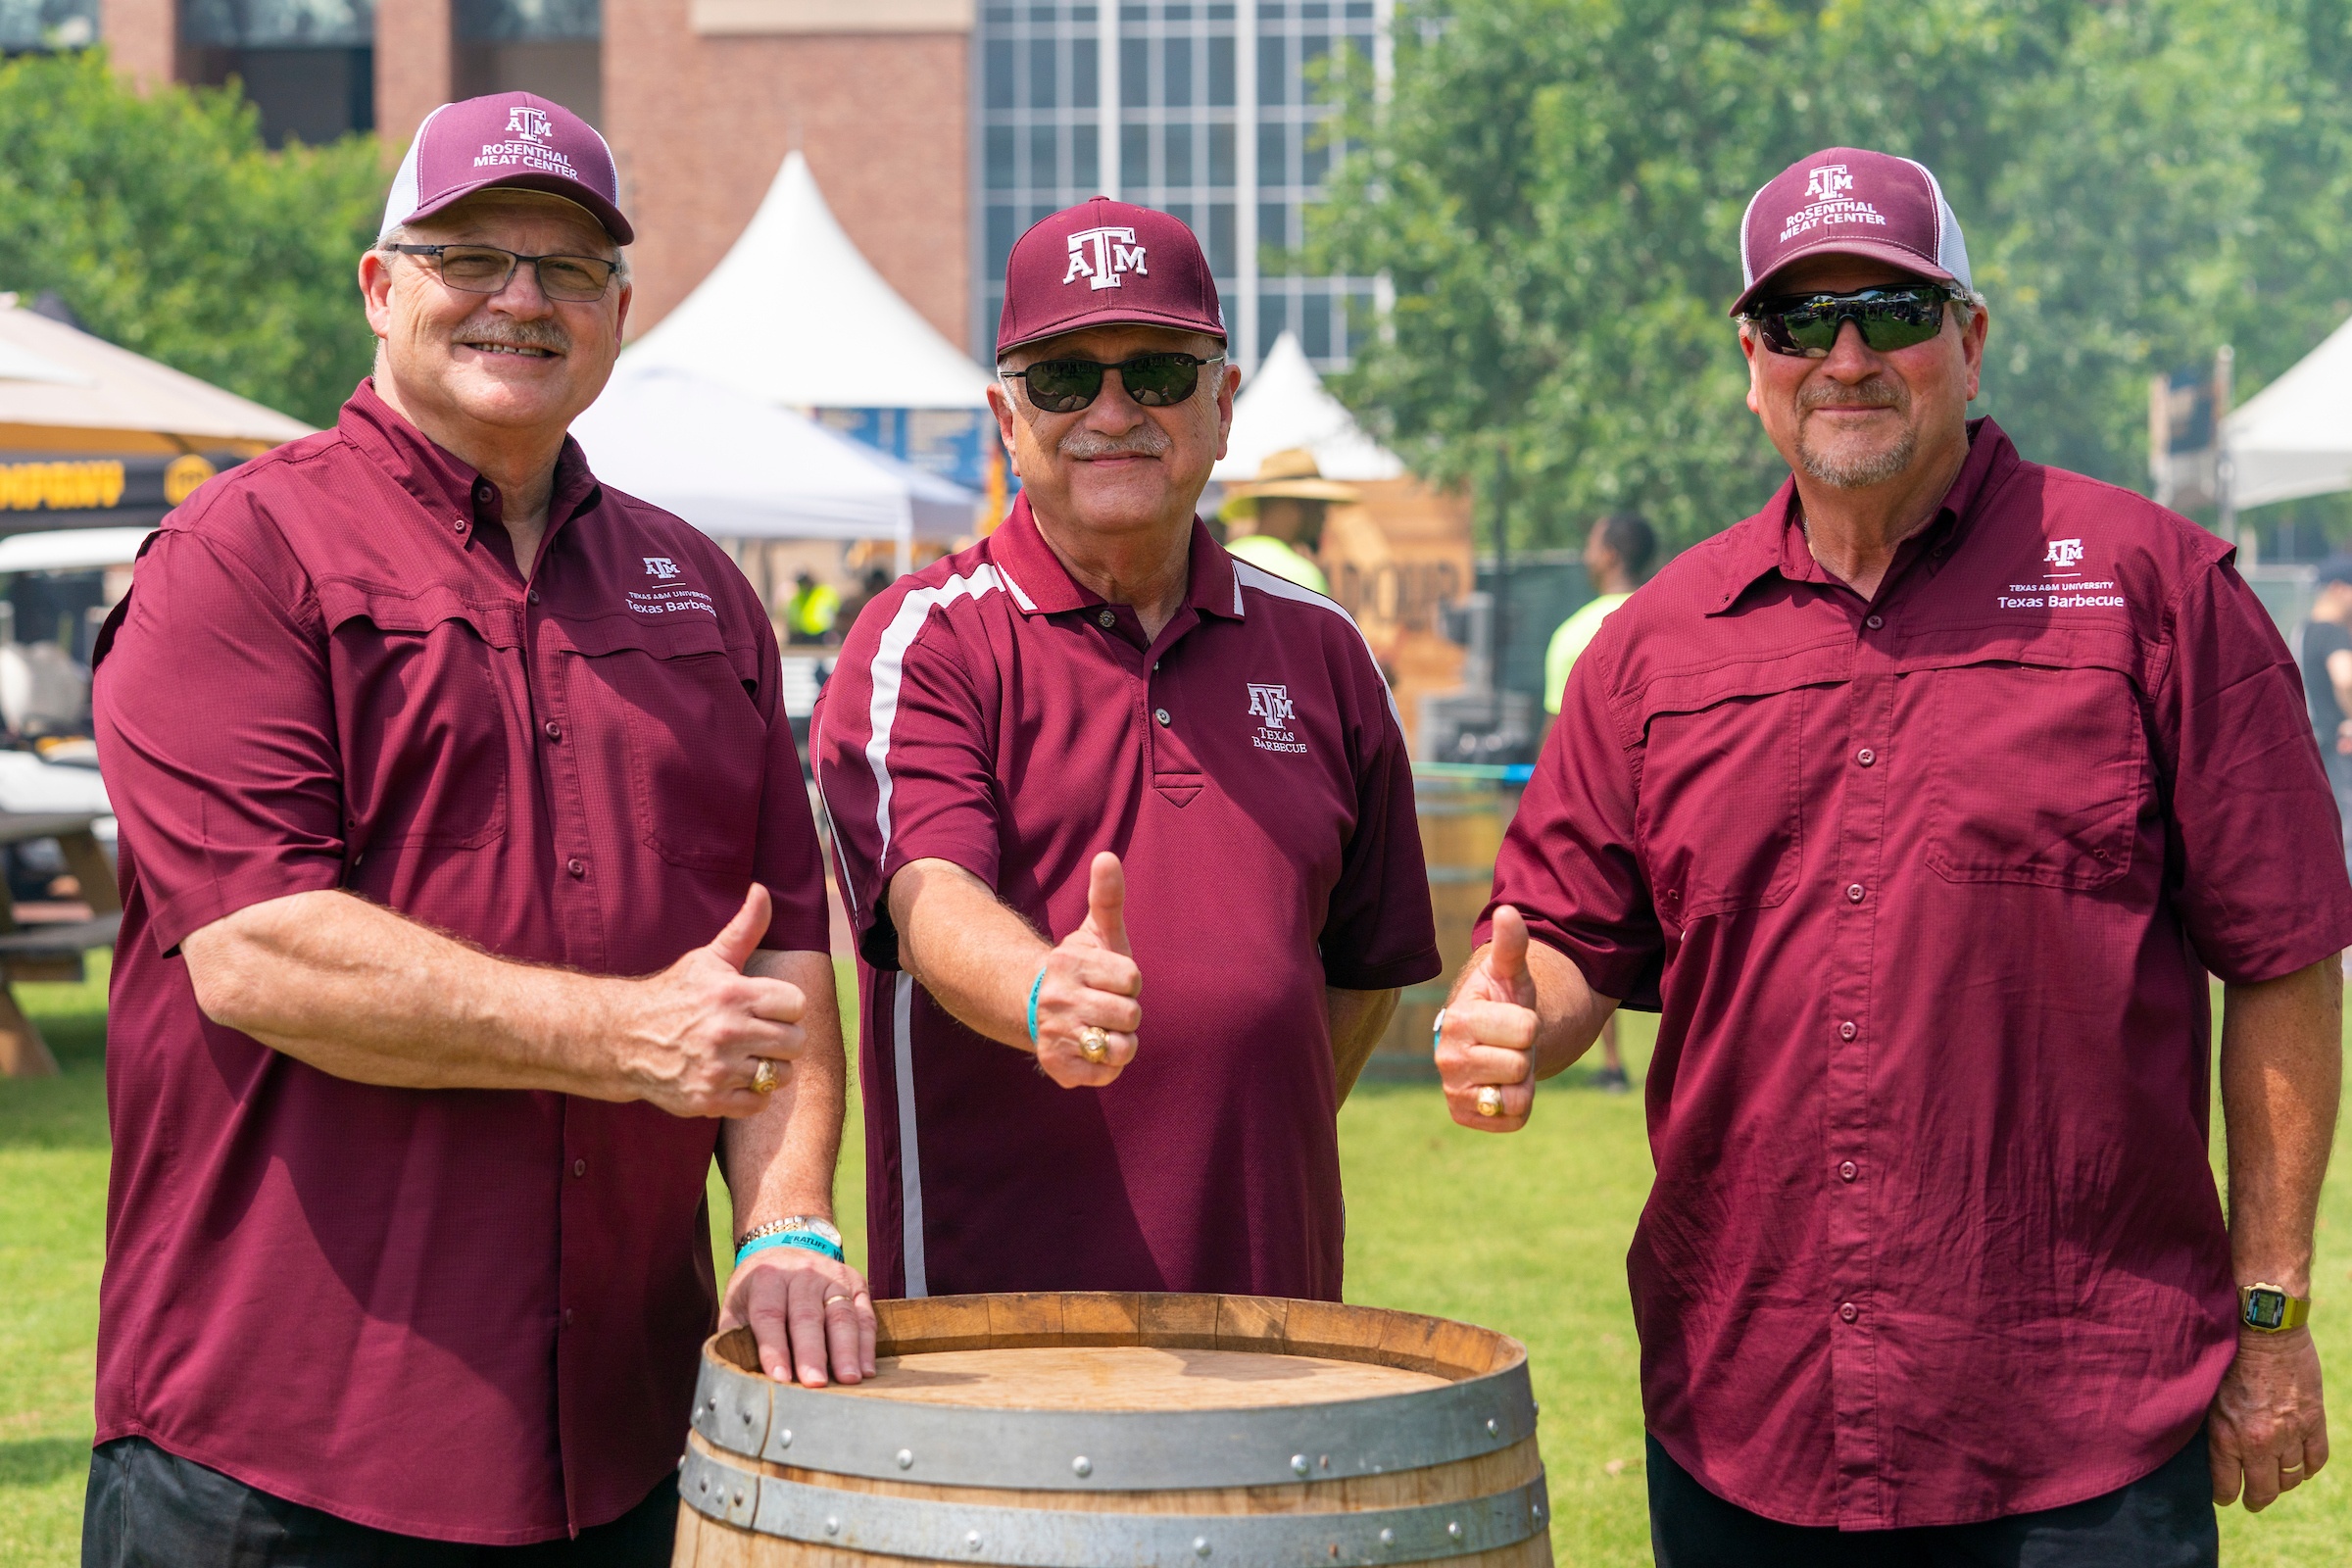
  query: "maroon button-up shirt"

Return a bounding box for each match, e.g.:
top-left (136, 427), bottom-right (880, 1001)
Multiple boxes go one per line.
top-left (814, 498), bottom-right (1439, 1301)
top-left (1489, 420), bottom-right (2352, 1528)
top-left (90, 382), bottom-right (830, 1544)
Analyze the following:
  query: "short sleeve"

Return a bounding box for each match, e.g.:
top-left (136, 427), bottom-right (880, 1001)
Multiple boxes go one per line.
top-left (2156, 558), bottom-right (2352, 981)
top-left (814, 599), bottom-right (1003, 969)
top-left (741, 592), bottom-right (832, 956)
top-left (1317, 657), bottom-right (1440, 991)
top-left (93, 522), bottom-right (348, 954)
top-left (1480, 634), bottom-right (1665, 1006)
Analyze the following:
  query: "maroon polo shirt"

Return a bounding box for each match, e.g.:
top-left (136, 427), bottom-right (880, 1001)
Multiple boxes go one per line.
top-left (813, 496), bottom-right (1438, 1301)
top-left (1491, 418), bottom-right (2352, 1529)
top-left (90, 381), bottom-right (829, 1544)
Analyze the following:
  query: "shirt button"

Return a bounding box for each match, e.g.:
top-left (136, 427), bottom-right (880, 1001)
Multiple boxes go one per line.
top-left (528, 588), bottom-right (541, 605)
top-left (1098, 610), bottom-right (1116, 628)
top-left (1855, 748), bottom-right (1876, 766)
top-left (572, 1158), bottom-right (586, 1177)
top-left (1154, 708), bottom-right (1172, 725)
top-left (1838, 1021), bottom-right (1857, 1041)
top-left (473, 480), bottom-right (493, 502)
top-left (544, 719), bottom-right (563, 742)
top-left (1839, 1302), bottom-right (1859, 1323)
top-left (564, 1307), bottom-right (575, 1327)
top-left (1845, 883), bottom-right (1866, 903)
top-left (1865, 613), bottom-right (1884, 629)
top-left (453, 518), bottom-right (467, 534)
top-left (1839, 1160), bottom-right (1859, 1182)
top-left (566, 857), bottom-right (587, 878)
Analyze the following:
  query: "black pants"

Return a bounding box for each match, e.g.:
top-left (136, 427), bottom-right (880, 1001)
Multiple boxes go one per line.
top-left (82, 1438), bottom-right (677, 1568)
top-left (1649, 1429), bottom-right (2218, 1568)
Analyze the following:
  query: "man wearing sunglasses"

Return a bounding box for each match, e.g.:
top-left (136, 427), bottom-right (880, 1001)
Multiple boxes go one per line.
top-left (815, 199), bottom-right (1438, 1302)
top-left (85, 94), bottom-right (867, 1566)
top-left (1440, 146), bottom-right (2349, 1564)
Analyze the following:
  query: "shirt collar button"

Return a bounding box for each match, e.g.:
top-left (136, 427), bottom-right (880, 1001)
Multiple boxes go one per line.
top-left (1098, 610), bottom-right (1117, 628)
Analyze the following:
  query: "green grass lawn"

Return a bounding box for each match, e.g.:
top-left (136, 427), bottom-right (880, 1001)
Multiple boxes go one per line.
top-left (9, 959), bottom-right (2351, 1564)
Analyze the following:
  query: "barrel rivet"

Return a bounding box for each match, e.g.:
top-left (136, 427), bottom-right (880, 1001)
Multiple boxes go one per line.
top-left (697, 1477), bottom-right (709, 1494)
top-left (966, 1532), bottom-right (983, 1552)
top-left (1378, 1529), bottom-right (1396, 1547)
top-left (1447, 1521), bottom-right (1462, 1540)
top-left (1533, 1502), bottom-right (1546, 1524)
top-left (1291, 1453), bottom-right (1311, 1477)
top-left (741, 1408), bottom-right (755, 1425)
top-left (1486, 1418), bottom-right (1499, 1437)
top-left (1071, 1456), bottom-right (1093, 1478)
top-left (1319, 1455), bottom-right (1331, 1470)
top-left (824, 1516), bottom-right (840, 1537)
top-left (778, 1429), bottom-right (793, 1448)
top-left (1194, 1537), bottom-right (1212, 1557)
top-left (897, 1447), bottom-right (914, 1470)
top-left (732, 1491), bottom-right (744, 1508)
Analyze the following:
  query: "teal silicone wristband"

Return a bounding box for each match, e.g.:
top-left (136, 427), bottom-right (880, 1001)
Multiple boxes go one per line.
top-left (1027, 966), bottom-right (1046, 1044)
top-left (735, 1230), bottom-right (844, 1265)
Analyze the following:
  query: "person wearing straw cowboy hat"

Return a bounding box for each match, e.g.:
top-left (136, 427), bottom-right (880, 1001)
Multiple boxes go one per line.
top-left (85, 92), bottom-right (867, 1566)
top-left (1221, 447), bottom-right (1356, 595)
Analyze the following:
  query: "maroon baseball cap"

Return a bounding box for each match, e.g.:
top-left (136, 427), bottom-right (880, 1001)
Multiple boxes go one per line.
top-left (1731, 147), bottom-right (1972, 316)
top-left (997, 197), bottom-right (1224, 357)
top-left (381, 93), bottom-right (632, 245)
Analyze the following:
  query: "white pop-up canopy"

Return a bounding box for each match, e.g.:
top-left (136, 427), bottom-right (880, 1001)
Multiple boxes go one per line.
top-left (1213, 330), bottom-right (1405, 485)
top-left (570, 368), bottom-right (976, 571)
top-left (0, 296), bottom-right (311, 454)
top-left (2226, 316), bottom-right (2352, 512)
top-left (620, 152), bottom-right (992, 413)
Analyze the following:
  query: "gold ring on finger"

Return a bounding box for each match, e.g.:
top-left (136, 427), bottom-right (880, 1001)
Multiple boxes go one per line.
top-left (825, 1294), bottom-right (851, 1306)
top-left (752, 1058), bottom-right (780, 1095)
top-left (2282, 1461), bottom-right (2305, 1473)
top-left (1080, 1026), bottom-right (1110, 1063)
top-left (1475, 1086), bottom-right (1503, 1117)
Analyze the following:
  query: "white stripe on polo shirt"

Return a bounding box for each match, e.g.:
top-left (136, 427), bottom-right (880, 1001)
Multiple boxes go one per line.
top-left (1231, 560), bottom-right (1403, 729)
top-left (891, 971), bottom-right (927, 1298)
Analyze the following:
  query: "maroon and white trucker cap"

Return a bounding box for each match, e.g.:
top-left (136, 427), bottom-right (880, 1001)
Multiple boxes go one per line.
top-left (997, 197), bottom-right (1224, 356)
top-left (381, 93), bottom-right (632, 245)
top-left (1731, 147), bottom-right (1971, 316)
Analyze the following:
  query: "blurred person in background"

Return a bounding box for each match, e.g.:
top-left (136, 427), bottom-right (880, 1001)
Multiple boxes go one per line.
top-left (1539, 511), bottom-right (1655, 1093)
top-left (85, 94), bottom-right (865, 1568)
top-left (2300, 560), bottom-right (2352, 877)
top-left (1222, 447), bottom-right (1351, 594)
top-left (786, 567), bottom-right (842, 644)
top-left (815, 200), bottom-right (1437, 1302)
top-left (1439, 147), bottom-right (2347, 1566)
top-left (836, 564), bottom-right (895, 637)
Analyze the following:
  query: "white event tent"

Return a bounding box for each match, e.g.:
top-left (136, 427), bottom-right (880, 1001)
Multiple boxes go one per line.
top-left (2225, 316), bottom-right (2352, 512)
top-left (1213, 329), bottom-right (1405, 487)
top-left (621, 151), bottom-right (991, 413)
top-left (570, 368), bottom-right (975, 572)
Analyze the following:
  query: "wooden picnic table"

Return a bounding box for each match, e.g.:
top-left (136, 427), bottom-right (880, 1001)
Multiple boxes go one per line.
top-left (0, 808), bottom-right (119, 1079)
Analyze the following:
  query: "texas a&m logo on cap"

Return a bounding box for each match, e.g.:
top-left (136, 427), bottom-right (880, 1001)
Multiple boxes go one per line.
top-left (1064, 226), bottom-right (1150, 291)
top-left (1804, 164), bottom-right (1854, 202)
top-left (506, 105), bottom-right (553, 144)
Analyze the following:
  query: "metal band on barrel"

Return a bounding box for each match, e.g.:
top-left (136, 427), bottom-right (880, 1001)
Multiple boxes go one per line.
top-left (680, 1446), bottom-right (1550, 1566)
top-left (690, 1354), bottom-right (1539, 1490)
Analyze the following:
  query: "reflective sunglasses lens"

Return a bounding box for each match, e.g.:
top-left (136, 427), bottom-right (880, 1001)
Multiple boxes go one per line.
top-left (1024, 361), bottom-right (1102, 413)
top-left (1773, 306), bottom-right (1841, 356)
top-left (438, 248), bottom-right (514, 291)
top-left (1118, 355), bottom-right (1201, 407)
top-left (1854, 294), bottom-right (1947, 352)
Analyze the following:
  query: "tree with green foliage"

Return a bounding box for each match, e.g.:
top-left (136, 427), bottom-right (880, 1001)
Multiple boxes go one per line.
top-left (0, 48), bottom-right (385, 431)
top-left (1315, 0), bottom-right (2352, 553)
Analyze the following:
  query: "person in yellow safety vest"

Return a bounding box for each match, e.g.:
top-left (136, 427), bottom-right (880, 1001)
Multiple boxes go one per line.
top-left (1221, 448), bottom-right (1353, 596)
top-left (785, 570), bottom-right (842, 645)
top-left (1540, 512), bottom-right (1656, 1094)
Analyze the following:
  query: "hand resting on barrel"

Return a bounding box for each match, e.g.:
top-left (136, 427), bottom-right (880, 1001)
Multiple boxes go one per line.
top-left (180, 882), bottom-right (809, 1117)
top-left (888, 851), bottom-right (1144, 1090)
top-left (1435, 905), bottom-right (1620, 1132)
top-left (721, 1245), bottom-right (878, 1388)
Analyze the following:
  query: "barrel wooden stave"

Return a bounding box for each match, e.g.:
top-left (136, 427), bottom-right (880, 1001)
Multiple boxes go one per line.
top-left (674, 1294), bottom-right (1552, 1568)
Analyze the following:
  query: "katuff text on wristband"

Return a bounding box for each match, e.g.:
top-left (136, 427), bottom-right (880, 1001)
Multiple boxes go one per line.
top-left (736, 1230), bottom-right (845, 1266)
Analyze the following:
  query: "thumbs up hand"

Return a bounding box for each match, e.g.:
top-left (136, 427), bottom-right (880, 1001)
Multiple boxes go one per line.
top-left (1435, 906), bottom-right (1541, 1132)
top-left (1032, 852), bottom-right (1144, 1088)
top-left (621, 883), bottom-right (812, 1118)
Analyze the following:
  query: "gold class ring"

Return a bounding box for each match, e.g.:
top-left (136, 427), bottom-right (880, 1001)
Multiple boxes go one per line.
top-left (1475, 1086), bottom-right (1503, 1117)
top-left (1079, 1026), bottom-right (1110, 1063)
top-left (752, 1058), bottom-right (781, 1095)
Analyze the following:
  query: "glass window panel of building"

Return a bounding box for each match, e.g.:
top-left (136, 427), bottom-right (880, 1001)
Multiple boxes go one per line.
top-left (0, 0), bottom-right (95, 52)
top-left (181, 0), bottom-right (376, 146)
top-left (972, 0), bottom-right (1380, 374)
top-left (456, 0), bottom-right (603, 126)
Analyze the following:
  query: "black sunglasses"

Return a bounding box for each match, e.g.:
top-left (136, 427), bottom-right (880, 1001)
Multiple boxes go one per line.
top-left (1745, 284), bottom-right (1961, 358)
top-left (1001, 353), bottom-right (1225, 414)
top-left (382, 243), bottom-right (619, 303)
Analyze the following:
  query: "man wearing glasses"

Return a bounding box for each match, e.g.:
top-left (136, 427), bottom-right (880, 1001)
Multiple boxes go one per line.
top-left (1439, 147), bottom-right (2349, 1563)
top-left (86, 95), bottom-right (867, 1565)
top-left (815, 199), bottom-right (1439, 1300)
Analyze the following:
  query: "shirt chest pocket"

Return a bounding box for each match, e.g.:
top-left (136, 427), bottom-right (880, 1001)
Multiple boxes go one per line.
top-left (321, 585), bottom-right (512, 851)
top-left (1636, 682), bottom-right (1807, 924)
top-left (563, 617), bottom-right (767, 877)
top-left (1920, 658), bottom-right (2146, 889)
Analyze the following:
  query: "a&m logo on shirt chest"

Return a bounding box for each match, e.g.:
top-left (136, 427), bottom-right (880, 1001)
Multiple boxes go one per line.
top-left (627, 556), bottom-right (716, 618)
top-left (1248, 682), bottom-right (1307, 755)
top-left (1997, 538), bottom-right (2125, 612)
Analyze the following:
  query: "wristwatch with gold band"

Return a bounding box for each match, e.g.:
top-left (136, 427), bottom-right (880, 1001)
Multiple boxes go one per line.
top-left (2239, 1284), bottom-right (2312, 1333)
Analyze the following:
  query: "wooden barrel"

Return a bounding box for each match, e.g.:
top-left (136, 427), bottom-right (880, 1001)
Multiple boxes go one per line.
top-left (673, 1292), bottom-right (1551, 1567)
top-left (1362, 775), bottom-right (1519, 1083)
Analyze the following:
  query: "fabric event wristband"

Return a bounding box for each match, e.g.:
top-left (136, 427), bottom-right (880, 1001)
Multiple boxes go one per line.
top-left (735, 1230), bottom-right (845, 1265)
top-left (1028, 966), bottom-right (1047, 1044)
